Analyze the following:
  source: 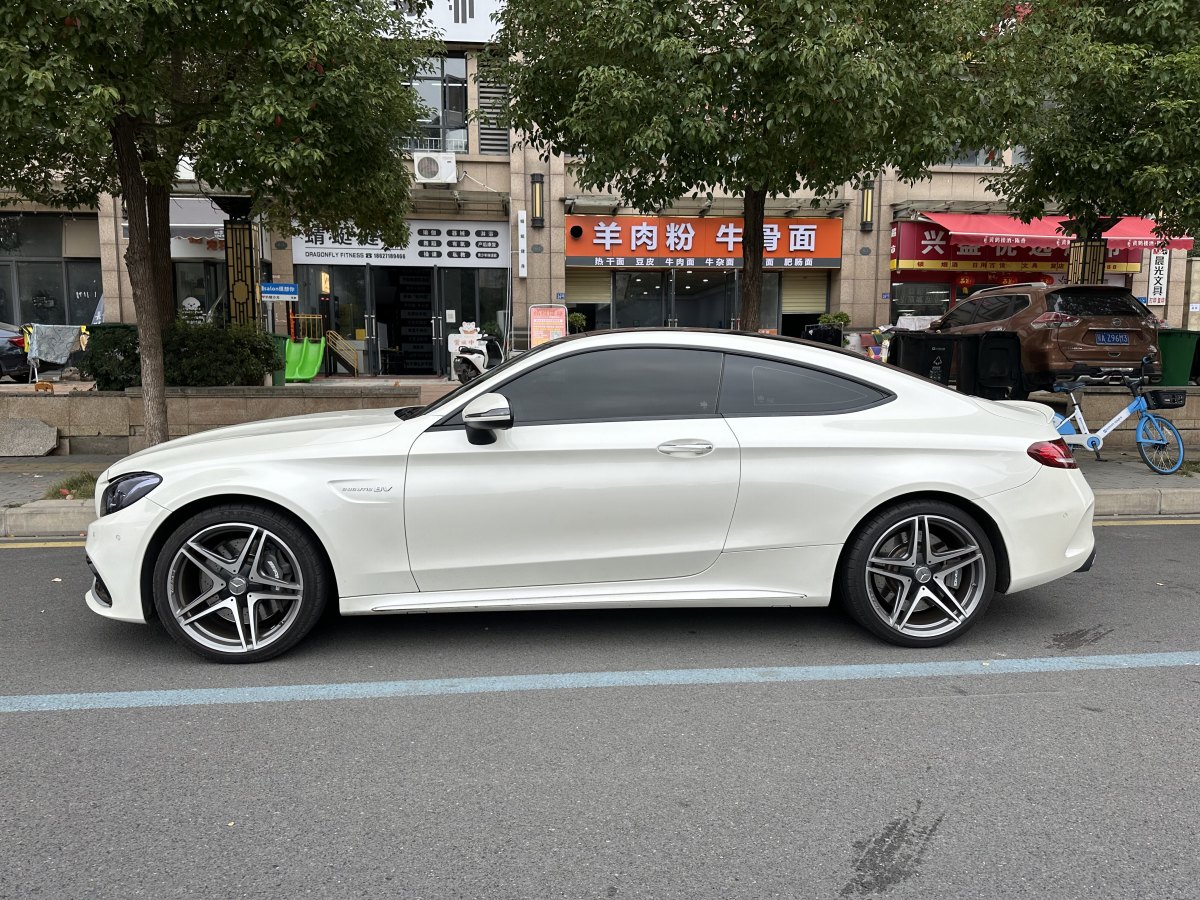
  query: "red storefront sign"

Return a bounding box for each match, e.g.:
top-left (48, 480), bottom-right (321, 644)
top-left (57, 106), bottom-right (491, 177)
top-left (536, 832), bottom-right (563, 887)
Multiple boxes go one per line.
top-left (565, 215), bottom-right (842, 269)
top-left (890, 222), bottom-right (1142, 274)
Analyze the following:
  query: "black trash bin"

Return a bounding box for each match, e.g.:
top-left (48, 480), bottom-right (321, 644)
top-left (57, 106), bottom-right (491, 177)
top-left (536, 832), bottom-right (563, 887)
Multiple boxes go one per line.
top-left (974, 332), bottom-right (1023, 399)
top-left (887, 331), bottom-right (978, 388)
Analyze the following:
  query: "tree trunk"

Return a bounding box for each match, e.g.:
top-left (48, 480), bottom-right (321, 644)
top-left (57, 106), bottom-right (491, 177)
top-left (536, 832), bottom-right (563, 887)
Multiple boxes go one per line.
top-left (739, 186), bottom-right (767, 331)
top-left (112, 115), bottom-right (170, 447)
top-left (147, 182), bottom-right (175, 329)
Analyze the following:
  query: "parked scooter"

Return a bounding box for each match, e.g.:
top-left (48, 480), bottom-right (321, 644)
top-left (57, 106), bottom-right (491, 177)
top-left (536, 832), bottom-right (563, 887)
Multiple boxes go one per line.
top-left (453, 333), bottom-right (505, 383)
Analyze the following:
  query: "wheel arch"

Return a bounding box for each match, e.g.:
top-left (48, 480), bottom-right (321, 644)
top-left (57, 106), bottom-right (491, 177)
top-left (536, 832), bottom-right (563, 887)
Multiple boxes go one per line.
top-left (138, 493), bottom-right (340, 623)
top-left (835, 491), bottom-right (1012, 594)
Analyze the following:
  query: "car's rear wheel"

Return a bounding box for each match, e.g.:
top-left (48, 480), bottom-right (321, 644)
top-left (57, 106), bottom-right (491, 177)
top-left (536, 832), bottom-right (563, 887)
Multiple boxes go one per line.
top-left (840, 501), bottom-right (996, 647)
top-left (153, 504), bottom-right (329, 663)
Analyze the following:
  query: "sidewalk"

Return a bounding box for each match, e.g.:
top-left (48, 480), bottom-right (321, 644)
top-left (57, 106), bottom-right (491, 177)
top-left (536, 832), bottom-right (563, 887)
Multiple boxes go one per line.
top-left (1, 448), bottom-right (1197, 538)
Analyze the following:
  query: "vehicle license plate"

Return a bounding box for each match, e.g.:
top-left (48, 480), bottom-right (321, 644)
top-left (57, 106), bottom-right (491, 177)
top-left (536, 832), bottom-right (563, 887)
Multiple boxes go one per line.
top-left (1095, 332), bottom-right (1129, 345)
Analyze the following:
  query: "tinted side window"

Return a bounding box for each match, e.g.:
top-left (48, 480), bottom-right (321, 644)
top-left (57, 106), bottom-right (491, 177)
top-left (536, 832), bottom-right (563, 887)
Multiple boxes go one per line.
top-left (939, 300), bottom-right (978, 328)
top-left (502, 347), bottom-right (722, 425)
top-left (719, 355), bottom-right (891, 416)
top-left (972, 294), bottom-right (1015, 323)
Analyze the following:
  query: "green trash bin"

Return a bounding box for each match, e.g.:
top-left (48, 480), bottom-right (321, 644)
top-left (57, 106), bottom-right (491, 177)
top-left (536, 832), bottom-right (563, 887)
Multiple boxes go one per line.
top-left (271, 335), bottom-right (288, 387)
top-left (1157, 330), bottom-right (1200, 386)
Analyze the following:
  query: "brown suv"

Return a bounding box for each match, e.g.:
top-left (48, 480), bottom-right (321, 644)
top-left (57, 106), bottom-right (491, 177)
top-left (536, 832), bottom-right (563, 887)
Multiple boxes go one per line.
top-left (930, 283), bottom-right (1160, 397)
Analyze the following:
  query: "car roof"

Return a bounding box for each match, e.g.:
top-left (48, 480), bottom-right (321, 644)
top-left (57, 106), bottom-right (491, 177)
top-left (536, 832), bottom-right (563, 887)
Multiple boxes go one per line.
top-left (970, 282), bottom-right (1129, 295)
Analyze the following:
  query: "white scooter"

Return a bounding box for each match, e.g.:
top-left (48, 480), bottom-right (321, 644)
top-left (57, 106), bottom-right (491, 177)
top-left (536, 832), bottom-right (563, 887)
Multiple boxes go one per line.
top-left (453, 333), bottom-right (505, 384)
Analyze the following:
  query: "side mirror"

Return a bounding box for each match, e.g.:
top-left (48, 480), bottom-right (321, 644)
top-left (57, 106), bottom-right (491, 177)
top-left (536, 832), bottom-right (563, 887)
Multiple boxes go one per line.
top-left (462, 392), bottom-right (512, 445)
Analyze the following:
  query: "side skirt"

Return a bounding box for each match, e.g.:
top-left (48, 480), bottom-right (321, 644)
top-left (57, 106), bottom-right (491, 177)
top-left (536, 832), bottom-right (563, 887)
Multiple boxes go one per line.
top-left (339, 545), bottom-right (842, 616)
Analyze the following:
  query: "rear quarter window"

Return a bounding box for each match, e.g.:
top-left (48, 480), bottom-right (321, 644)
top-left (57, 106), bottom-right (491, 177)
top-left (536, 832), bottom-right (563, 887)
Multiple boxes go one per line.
top-left (719, 354), bottom-right (893, 416)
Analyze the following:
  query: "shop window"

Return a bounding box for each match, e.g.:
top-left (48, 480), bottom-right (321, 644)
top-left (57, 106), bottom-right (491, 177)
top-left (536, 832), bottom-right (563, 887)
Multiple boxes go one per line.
top-left (501, 347), bottom-right (723, 425)
top-left (407, 55), bottom-right (468, 153)
top-left (890, 283), bottom-right (953, 322)
top-left (17, 262), bottom-right (66, 326)
top-left (0, 215), bottom-right (63, 258)
top-left (65, 260), bottom-right (103, 324)
top-left (719, 355), bottom-right (891, 417)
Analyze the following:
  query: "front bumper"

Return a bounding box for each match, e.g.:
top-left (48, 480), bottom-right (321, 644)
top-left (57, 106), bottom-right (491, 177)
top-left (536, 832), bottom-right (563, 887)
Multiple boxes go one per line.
top-left (84, 497), bottom-right (170, 624)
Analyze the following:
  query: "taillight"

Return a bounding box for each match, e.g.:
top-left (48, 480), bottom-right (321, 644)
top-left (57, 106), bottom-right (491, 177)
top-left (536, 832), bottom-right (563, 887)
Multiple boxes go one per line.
top-left (1028, 439), bottom-right (1078, 469)
top-left (1030, 312), bottom-right (1082, 330)
top-left (7, 336), bottom-right (23, 350)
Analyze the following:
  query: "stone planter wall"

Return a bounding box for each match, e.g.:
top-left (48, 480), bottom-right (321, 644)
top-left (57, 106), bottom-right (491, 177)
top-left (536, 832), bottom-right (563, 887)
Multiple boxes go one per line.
top-left (0, 384), bottom-right (441, 455)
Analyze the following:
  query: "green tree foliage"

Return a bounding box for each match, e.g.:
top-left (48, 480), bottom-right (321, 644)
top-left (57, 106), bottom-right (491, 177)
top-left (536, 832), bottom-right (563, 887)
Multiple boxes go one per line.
top-left (490, 0), bottom-right (1066, 328)
top-left (0, 1), bottom-right (437, 443)
top-left (989, 2), bottom-right (1200, 242)
top-left (81, 322), bottom-right (282, 390)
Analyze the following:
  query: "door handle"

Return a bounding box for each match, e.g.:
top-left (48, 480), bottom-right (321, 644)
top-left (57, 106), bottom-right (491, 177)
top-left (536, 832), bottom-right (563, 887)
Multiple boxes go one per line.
top-left (657, 440), bottom-right (714, 457)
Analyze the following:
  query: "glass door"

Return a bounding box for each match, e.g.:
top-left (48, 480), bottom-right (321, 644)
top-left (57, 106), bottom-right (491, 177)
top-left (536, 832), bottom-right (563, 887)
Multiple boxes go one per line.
top-left (370, 267), bottom-right (435, 375)
top-left (670, 269), bottom-right (735, 328)
top-left (612, 271), bottom-right (666, 327)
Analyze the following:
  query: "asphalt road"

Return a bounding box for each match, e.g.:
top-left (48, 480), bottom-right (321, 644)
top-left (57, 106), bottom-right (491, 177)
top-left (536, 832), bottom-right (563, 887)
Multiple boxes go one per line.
top-left (2, 523), bottom-right (1199, 900)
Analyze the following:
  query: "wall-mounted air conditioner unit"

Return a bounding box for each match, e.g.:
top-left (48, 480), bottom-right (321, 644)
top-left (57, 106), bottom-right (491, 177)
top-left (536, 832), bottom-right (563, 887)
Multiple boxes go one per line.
top-left (413, 152), bottom-right (458, 184)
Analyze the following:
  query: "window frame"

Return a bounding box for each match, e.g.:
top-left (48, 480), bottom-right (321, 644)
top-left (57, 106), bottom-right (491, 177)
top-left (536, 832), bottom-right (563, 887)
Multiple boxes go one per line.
top-left (433, 343), bottom-right (895, 429)
top-left (406, 53), bottom-right (469, 154)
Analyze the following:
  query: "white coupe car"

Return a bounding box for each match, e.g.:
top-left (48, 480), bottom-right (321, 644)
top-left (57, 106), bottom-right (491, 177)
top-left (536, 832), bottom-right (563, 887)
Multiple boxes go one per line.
top-left (85, 329), bottom-right (1095, 662)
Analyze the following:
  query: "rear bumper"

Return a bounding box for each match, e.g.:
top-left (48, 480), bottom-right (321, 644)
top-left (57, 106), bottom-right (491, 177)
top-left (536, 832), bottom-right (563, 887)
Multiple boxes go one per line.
top-left (977, 467), bottom-right (1096, 594)
top-left (1074, 546), bottom-right (1097, 573)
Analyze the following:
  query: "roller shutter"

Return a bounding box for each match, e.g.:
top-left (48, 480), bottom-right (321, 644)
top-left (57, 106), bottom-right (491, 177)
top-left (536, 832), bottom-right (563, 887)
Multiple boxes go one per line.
top-left (565, 268), bottom-right (612, 303)
top-left (781, 271), bottom-right (828, 313)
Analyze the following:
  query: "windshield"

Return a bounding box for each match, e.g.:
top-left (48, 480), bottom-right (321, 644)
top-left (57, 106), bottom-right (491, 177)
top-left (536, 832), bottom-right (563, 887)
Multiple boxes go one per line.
top-left (394, 341), bottom-right (559, 420)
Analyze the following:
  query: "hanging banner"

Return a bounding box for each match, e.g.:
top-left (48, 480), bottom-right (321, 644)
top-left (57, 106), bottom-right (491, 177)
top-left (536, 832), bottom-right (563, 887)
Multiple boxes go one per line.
top-left (1147, 250), bottom-right (1170, 307)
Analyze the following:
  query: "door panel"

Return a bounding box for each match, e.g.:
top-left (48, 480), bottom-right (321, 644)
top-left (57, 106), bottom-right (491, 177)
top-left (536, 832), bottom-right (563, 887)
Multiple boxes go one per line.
top-left (404, 418), bottom-right (741, 591)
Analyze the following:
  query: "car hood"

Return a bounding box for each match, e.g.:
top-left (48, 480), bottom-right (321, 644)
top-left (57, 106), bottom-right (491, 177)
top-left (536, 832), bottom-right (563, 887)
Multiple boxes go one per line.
top-left (108, 407), bottom-right (407, 476)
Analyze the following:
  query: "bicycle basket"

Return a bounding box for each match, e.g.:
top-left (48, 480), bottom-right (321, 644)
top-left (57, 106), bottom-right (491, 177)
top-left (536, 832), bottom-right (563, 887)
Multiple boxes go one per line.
top-left (1146, 390), bottom-right (1187, 410)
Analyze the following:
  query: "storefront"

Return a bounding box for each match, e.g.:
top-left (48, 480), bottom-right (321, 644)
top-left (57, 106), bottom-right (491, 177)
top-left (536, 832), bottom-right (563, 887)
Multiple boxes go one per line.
top-left (889, 214), bottom-right (1156, 324)
top-left (0, 214), bottom-right (103, 326)
top-left (292, 219), bottom-right (509, 375)
top-left (563, 215), bottom-right (841, 337)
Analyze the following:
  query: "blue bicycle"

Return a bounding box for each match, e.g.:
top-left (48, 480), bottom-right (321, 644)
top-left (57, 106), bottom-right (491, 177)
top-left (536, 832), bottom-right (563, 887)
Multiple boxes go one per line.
top-left (1052, 368), bottom-right (1186, 475)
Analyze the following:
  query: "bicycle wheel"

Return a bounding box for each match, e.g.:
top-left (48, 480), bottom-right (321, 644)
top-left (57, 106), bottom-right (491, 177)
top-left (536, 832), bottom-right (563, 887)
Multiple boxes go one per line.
top-left (1137, 414), bottom-right (1184, 475)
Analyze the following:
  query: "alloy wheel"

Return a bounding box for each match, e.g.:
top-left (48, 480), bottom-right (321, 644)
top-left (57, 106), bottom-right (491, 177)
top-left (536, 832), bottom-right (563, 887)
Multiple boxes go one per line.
top-left (863, 514), bottom-right (989, 639)
top-left (165, 522), bottom-right (305, 655)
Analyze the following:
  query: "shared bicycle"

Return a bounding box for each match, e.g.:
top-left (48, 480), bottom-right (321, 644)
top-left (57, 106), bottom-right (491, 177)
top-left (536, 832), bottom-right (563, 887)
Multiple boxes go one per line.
top-left (1051, 366), bottom-right (1186, 475)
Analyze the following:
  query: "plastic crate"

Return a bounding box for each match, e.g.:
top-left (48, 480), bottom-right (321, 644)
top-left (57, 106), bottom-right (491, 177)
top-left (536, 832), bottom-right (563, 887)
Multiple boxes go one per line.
top-left (1145, 389), bottom-right (1186, 410)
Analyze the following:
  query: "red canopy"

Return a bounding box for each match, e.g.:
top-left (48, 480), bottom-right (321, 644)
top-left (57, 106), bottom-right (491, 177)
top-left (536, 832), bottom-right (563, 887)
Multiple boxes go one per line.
top-left (920, 212), bottom-right (1192, 251)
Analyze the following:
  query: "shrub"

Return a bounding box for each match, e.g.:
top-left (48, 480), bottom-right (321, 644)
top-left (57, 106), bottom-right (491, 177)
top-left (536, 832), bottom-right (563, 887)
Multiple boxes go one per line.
top-left (79, 321), bottom-right (283, 390)
top-left (164, 321), bottom-right (281, 387)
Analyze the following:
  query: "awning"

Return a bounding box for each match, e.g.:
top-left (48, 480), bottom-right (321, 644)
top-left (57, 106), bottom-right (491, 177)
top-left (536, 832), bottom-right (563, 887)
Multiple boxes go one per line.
top-left (920, 212), bottom-right (1192, 251)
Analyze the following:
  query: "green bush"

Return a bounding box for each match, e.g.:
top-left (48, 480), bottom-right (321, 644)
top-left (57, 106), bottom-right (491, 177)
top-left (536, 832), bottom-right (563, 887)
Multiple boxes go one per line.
top-left (79, 324), bottom-right (141, 391)
top-left (79, 320), bottom-right (283, 390)
top-left (164, 322), bottom-right (281, 387)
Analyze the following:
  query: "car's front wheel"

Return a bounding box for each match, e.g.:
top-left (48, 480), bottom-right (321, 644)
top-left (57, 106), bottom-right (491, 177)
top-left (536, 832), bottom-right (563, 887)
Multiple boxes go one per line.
top-left (840, 501), bottom-right (996, 647)
top-left (153, 504), bottom-right (329, 662)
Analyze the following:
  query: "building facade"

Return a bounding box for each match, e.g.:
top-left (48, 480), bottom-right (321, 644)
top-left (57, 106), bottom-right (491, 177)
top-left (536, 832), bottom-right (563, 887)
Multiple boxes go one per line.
top-left (5, 0), bottom-right (1196, 378)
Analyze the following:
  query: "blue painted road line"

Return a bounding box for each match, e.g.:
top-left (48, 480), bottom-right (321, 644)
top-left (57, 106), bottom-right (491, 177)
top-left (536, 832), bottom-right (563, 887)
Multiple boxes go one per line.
top-left (4, 651), bottom-right (1200, 714)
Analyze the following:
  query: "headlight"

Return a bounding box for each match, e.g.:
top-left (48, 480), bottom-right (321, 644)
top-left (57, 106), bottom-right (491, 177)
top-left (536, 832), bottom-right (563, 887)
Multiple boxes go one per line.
top-left (100, 473), bottom-right (162, 517)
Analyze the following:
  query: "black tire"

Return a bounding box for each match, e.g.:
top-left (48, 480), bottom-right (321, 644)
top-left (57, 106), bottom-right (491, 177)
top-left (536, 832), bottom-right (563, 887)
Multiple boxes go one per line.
top-left (840, 500), bottom-right (996, 647)
top-left (152, 504), bottom-right (330, 663)
top-left (1136, 414), bottom-right (1184, 475)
